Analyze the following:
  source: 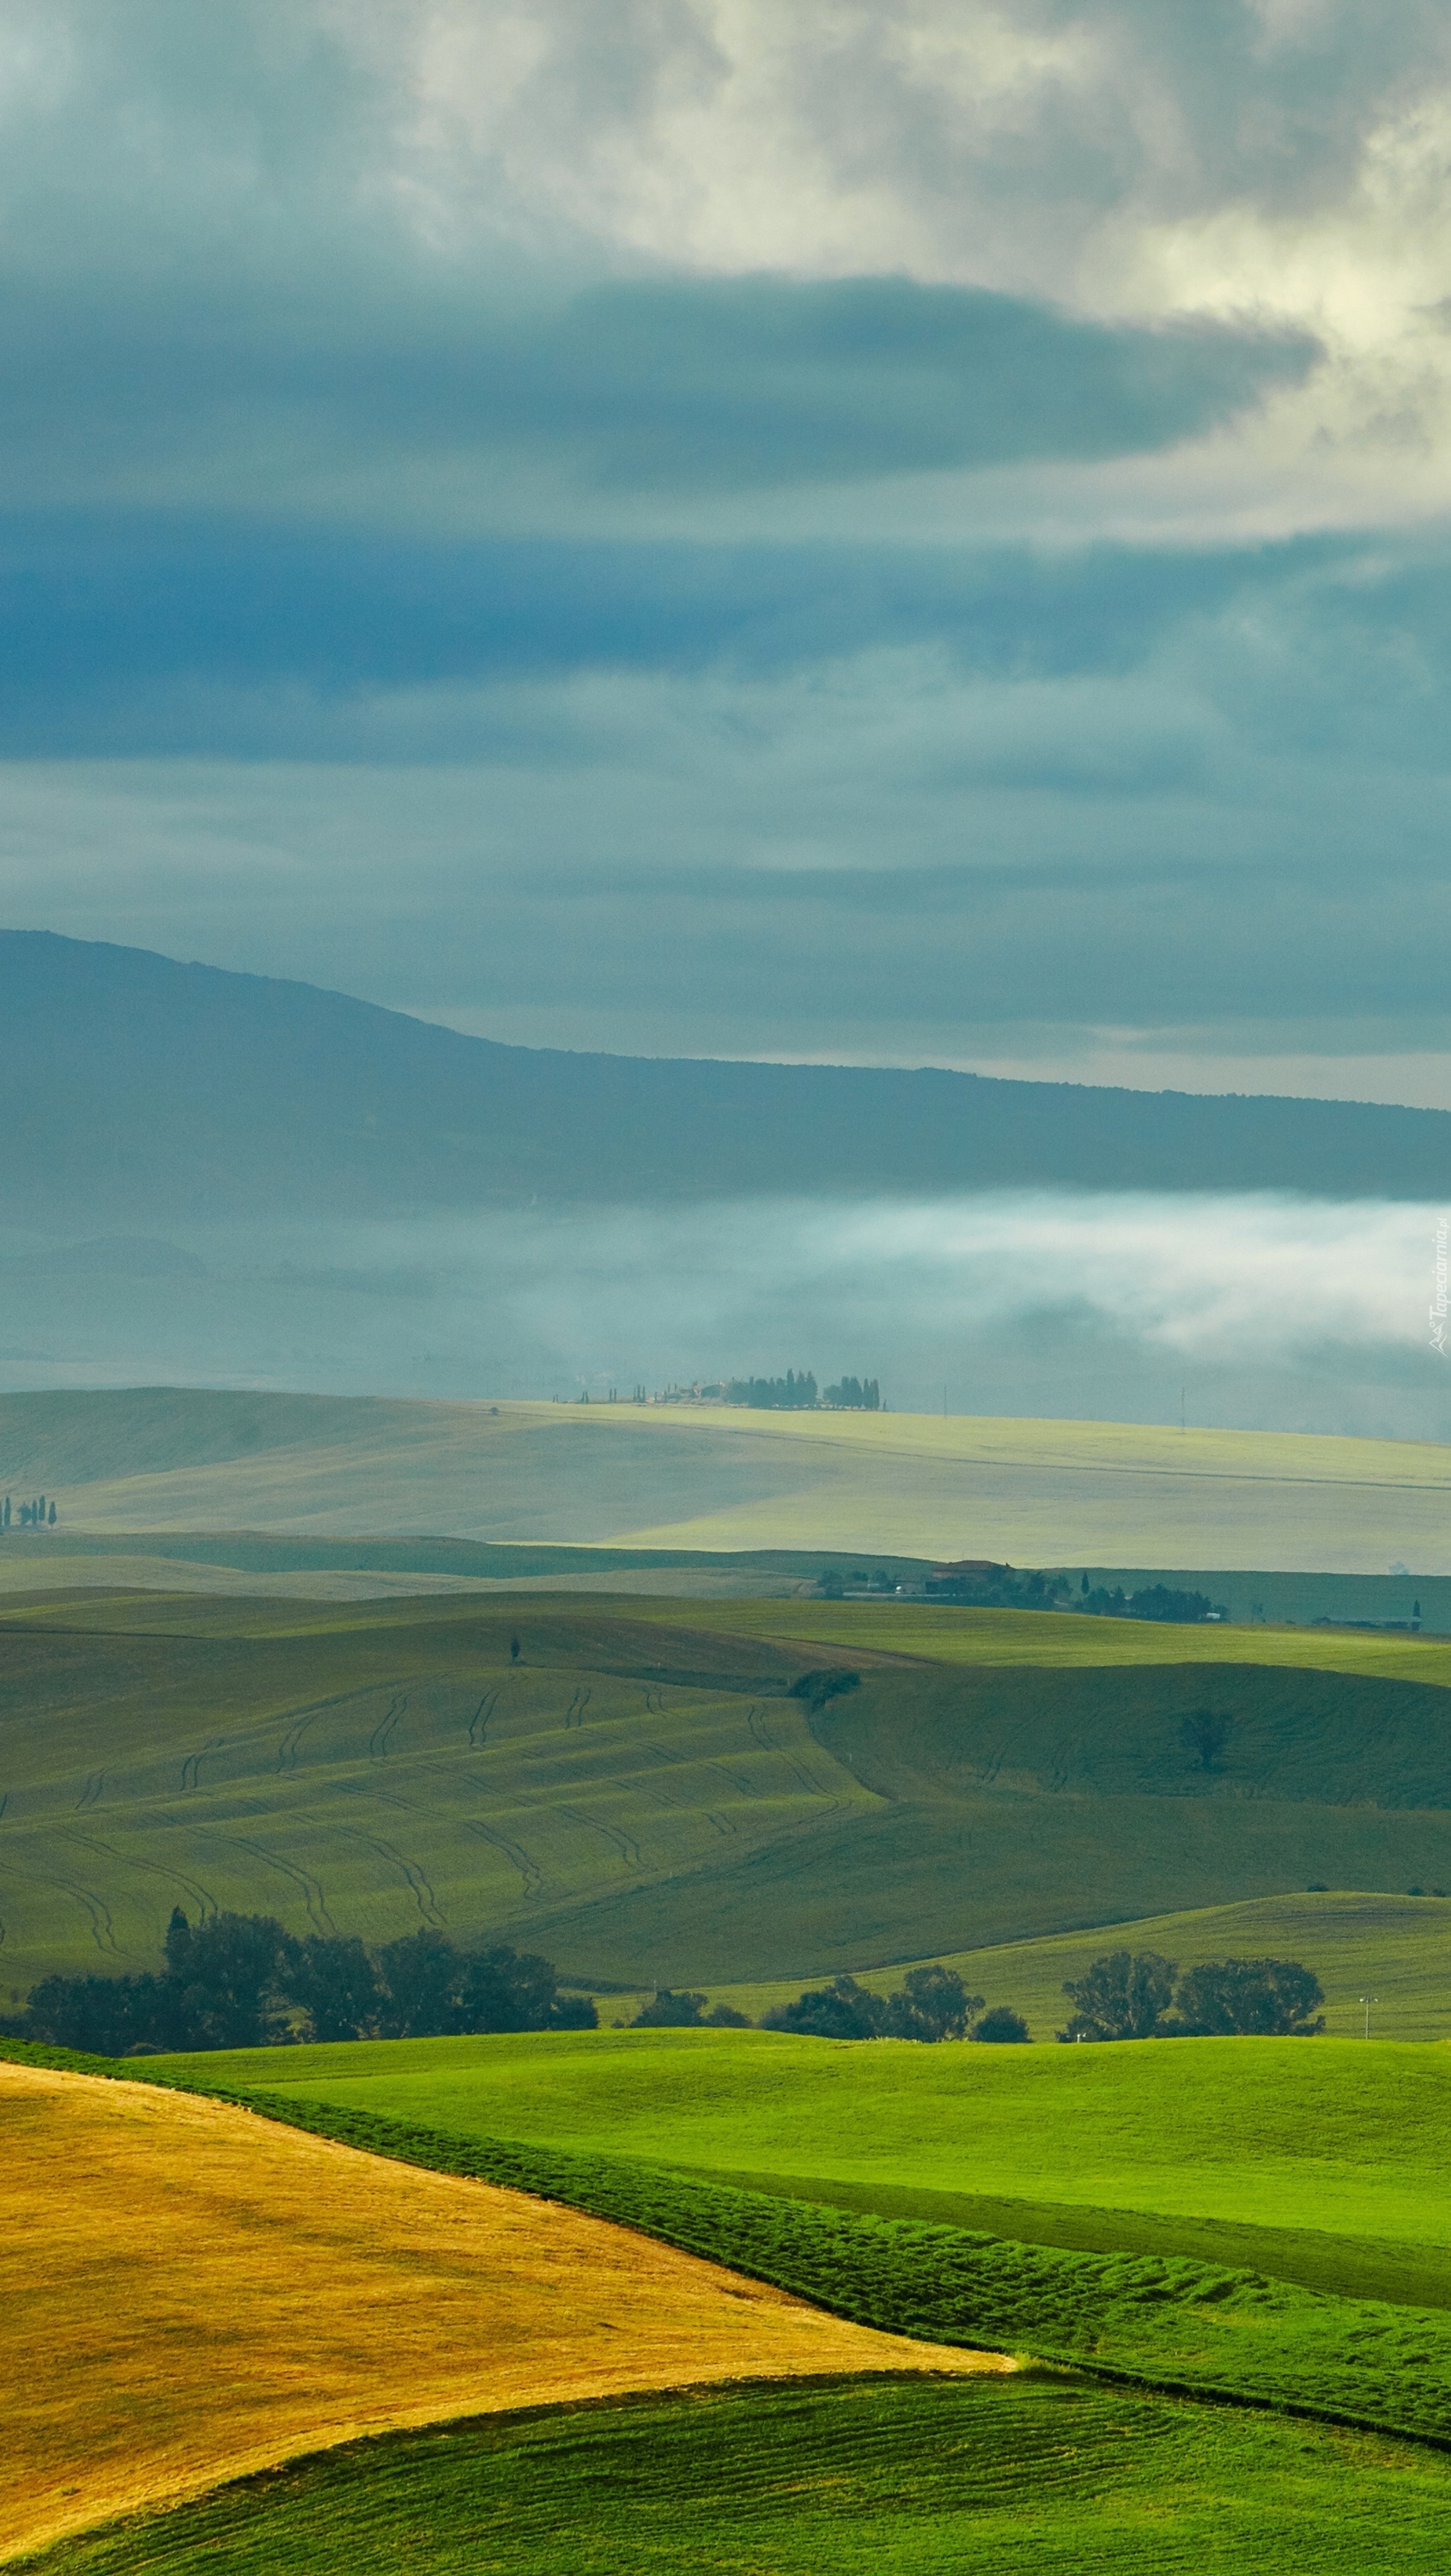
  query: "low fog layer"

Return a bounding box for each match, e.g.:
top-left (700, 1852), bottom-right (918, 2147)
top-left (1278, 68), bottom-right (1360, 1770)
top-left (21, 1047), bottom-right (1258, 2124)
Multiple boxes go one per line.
top-left (1, 1194), bottom-right (1444, 1443)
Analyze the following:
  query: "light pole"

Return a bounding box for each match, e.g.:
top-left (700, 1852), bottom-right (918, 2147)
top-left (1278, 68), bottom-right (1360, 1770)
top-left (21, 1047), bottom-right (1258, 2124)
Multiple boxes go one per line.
top-left (1360, 1993), bottom-right (1378, 2039)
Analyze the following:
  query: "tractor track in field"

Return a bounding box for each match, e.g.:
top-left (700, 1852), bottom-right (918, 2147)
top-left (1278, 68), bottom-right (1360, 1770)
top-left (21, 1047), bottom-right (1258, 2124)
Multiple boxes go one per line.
top-left (368, 1695), bottom-right (409, 1760)
top-left (29, 1859), bottom-right (120, 1953)
top-left (178, 1738), bottom-right (227, 1795)
top-left (458, 1814), bottom-right (543, 1902)
top-left (467, 1687), bottom-right (504, 1748)
top-left (276, 1690), bottom-right (371, 1775)
top-left (640, 1739), bottom-right (734, 1837)
top-left (223, 1835), bottom-right (335, 1935)
top-left (332, 1823), bottom-right (444, 1926)
top-left (563, 1687), bottom-right (592, 1730)
top-left (748, 1702), bottom-right (839, 1797)
top-left (553, 1803), bottom-right (642, 1869)
top-left (74, 1772), bottom-right (105, 1813)
top-left (58, 1828), bottom-right (219, 1927)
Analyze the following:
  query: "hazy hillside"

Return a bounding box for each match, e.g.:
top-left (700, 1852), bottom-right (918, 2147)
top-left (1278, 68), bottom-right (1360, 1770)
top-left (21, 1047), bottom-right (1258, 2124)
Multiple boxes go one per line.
top-left (3, 930), bottom-right (1447, 1216)
top-left (1, 1387), bottom-right (1448, 1571)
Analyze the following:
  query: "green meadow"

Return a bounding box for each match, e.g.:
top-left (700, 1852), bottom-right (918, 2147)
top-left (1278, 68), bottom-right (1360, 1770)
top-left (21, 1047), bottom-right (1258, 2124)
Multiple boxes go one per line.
top-left (33, 2374), bottom-right (1451, 2576)
top-left (9, 1589), bottom-right (1451, 1992)
top-left (686, 1889), bottom-right (1451, 2044)
top-left (167, 2025), bottom-right (1451, 2309)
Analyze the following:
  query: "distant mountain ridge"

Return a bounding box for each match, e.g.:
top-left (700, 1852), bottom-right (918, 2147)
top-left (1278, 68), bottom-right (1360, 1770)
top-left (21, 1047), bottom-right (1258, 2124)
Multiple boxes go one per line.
top-left (2, 929), bottom-right (1444, 1213)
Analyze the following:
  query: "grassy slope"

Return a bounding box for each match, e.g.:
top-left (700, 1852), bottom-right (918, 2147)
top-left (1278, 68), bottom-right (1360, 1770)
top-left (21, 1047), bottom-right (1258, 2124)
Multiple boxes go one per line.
top-left (695, 1891), bottom-right (1451, 2046)
top-left (9, 1593), bottom-right (1451, 1988)
top-left (21, 2035), bottom-right (1451, 2569)
top-left (175, 2025), bottom-right (1451, 2307)
top-left (33, 2377), bottom-right (1451, 2576)
top-left (9, 1384), bottom-right (1451, 1569)
top-left (213, 2028), bottom-right (1451, 2254)
top-left (0, 1595), bottom-right (881, 1990)
top-left (4, 2057), bottom-right (984, 2567)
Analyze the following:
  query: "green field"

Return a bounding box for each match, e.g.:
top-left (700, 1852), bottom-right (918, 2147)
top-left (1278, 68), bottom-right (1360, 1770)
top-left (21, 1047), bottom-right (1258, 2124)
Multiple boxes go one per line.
top-left (605, 1889), bottom-right (1451, 2044)
top-left (4, 1382), bottom-right (1451, 1570)
top-left (9, 1589), bottom-right (1451, 1994)
top-left (166, 2025), bottom-right (1451, 2310)
top-left (27, 2023), bottom-right (1451, 2570)
top-left (33, 2374), bottom-right (1451, 2576)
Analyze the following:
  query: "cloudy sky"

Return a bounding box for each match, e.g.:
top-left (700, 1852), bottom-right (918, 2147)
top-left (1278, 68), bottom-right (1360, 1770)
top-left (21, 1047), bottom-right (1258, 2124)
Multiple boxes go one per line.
top-left (3, 2), bottom-right (1451, 1103)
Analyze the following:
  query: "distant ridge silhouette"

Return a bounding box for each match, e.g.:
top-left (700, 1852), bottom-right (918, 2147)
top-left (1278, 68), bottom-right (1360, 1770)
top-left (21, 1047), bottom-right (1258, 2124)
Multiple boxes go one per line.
top-left (2, 928), bottom-right (1442, 1215)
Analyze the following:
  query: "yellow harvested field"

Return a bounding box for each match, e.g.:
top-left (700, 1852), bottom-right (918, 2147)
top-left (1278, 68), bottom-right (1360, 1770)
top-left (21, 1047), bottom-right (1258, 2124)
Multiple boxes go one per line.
top-left (1, 2064), bottom-right (1006, 2562)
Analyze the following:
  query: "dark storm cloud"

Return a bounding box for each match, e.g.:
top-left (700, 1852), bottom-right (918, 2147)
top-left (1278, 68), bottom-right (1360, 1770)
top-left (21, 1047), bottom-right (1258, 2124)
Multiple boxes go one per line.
top-left (0, 269), bottom-right (1318, 513)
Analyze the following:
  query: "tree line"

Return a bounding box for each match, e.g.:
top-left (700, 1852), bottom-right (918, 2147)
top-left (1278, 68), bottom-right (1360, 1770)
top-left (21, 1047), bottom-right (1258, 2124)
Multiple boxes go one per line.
top-left (1059, 1949), bottom-right (1324, 2040)
top-left (629, 1966), bottom-right (1029, 2043)
top-left (2, 1496), bottom-right (55, 1529)
top-left (5, 1908), bottom-right (598, 2054)
top-left (724, 1371), bottom-right (880, 1412)
top-left (1075, 1579), bottom-right (1226, 1623)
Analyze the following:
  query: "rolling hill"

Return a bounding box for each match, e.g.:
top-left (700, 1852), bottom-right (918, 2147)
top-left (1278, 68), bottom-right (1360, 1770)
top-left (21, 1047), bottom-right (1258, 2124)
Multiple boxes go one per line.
top-left (3, 2059), bottom-right (984, 2565)
top-left (8, 1592), bottom-right (1451, 1995)
top-left (3, 1384), bottom-right (1450, 1571)
top-left (3, 928), bottom-right (1447, 1218)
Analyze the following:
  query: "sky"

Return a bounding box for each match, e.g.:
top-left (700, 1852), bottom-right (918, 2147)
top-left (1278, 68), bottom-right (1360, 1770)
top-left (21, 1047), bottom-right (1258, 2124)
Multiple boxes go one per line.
top-left (3, 0), bottom-right (1451, 1104)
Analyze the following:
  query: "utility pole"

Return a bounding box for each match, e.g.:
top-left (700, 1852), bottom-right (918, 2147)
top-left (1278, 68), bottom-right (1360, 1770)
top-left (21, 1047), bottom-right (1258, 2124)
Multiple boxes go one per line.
top-left (1360, 1993), bottom-right (1378, 2038)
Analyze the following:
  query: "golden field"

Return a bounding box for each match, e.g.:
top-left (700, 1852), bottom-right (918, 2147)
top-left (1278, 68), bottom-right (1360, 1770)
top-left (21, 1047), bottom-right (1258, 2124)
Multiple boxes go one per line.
top-left (0, 2063), bottom-right (1005, 2562)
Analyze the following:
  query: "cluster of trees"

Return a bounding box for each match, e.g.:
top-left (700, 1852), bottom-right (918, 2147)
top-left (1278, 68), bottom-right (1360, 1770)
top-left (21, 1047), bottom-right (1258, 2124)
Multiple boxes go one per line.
top-left (925, 1565), bottom-right (1072, 1609)
top-left (1059, 1949), bottom-right (1324, 2041)
top-left (1075, 1579), bottom-right (1224, 1624)
top-left (628, 1990), bottom-right (752, 2027)
top-left (726, 1370), bottom-right (820, 1410)
top-left (723, 1372), bottom-right (880, 1413)
top-left (615, 1968), bottom-right (1028, 2040)
top-left (3, 1495), bottom-right (54, 1528)
top-left (822, 1377), bottom-right (880, 1411)
top-left (763, 1967), bottom-right (1028, 2043)
top-left (7, 1909), bottom-right (598, 2054)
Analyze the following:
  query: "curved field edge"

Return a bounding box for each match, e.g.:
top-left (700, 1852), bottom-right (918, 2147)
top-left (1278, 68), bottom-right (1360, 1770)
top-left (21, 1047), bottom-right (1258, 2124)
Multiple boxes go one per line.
top-left (9, 2040), bottom-right (1451, 2454)
top-left (24, 2375), bottom-right (1451, 2576)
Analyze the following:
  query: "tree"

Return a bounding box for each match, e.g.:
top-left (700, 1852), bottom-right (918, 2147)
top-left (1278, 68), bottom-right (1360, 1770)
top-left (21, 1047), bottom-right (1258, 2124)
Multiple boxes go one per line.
top-left (551, 1992), bottom-right (599, 2028)
top-left (761, 1974), bottom-right (887, 2039)
top-left (1080, 1572), bottom-right (1090, 1596)
top-left (631, 1988), bottom-right (710, 2026)
top-left (705, 2001), bottom-right (750, 2026)
top-left (973, 2005), bottom-right (1030, 2043)
top-left (1059, 1950), bottom-right (1176, 2042)
top-left (882, 1966), bottom-right (980, 2042)
top-left (1171, 1957), bottom-right (1324, 2037)
top-left (1128, 1585), bottom-right (1222, 1623)
top-left (788, 1669), bottom-right (860, 1711)
top-left (373, 1929), bottom-right (586, 2038)
top-left (458, 1943), bottom-right (565, 2032)
top-left (1180, 1710), bottom-right (1234, 1774)
top-left (284, 1933), bottom-right (380, 2041)
top-left (25, 1970), bottom-right (167, 2054)
top-left (762, 1965), bottom-right (985, 2043)
top-left (510, 1634), bottom-right (520, 1662)
top-left (160, 1908), bottom-right (293, 2050)
top-left (48, 1501), bottom-right (56, 1526)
